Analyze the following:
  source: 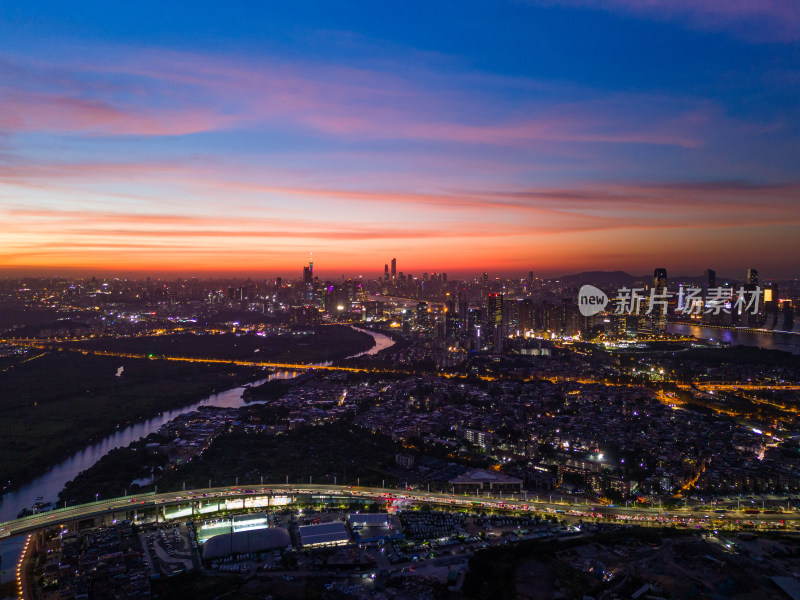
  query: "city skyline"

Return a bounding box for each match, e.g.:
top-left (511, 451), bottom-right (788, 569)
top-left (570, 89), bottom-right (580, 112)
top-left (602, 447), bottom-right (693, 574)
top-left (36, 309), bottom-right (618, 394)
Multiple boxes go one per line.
top-left (2, 2), bottom-right (800, 277)
top-left (4, 5), bottom-right (800, 592)
top-left (0, 262), bottom-right (787, 284)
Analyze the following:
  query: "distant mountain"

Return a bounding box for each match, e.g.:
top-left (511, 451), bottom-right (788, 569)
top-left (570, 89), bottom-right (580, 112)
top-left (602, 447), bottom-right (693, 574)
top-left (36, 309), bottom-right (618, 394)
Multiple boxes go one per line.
top-left (552, 270), bottom-right (742, 288)
top-left (552, 271), bottom-right (640, 288)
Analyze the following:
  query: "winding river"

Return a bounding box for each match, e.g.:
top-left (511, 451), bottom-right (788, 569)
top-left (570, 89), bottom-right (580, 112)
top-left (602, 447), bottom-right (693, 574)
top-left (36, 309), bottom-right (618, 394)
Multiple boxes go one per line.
top-left (0, 327), bottom-right (394, 524)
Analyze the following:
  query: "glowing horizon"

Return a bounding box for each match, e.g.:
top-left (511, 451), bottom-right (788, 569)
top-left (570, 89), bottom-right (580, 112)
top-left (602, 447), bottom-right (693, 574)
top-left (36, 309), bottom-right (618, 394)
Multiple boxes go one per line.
top-left (2, 2), bottom-right (799, 279)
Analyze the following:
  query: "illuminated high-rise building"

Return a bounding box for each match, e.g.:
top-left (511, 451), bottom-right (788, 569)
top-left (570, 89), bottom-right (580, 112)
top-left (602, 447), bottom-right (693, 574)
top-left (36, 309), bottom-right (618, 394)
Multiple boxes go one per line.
top-left (303, 255), bottom-right (314, 301)
top-left (517, 298), bottom-right (533, 331)
top-left (486, 293), bottom-right (503, 342)
top-left (747, 268), bottom-right (758, 286)
top-left (391, 258), bottom-right (396, 282)
top-left (458, 293), bottom-right (468, 328)
top-left (764, 283), bottom-right (777, 307)
top-left (416, 302), bottom-right (429, 327)
top-left (652, 268), bottom-right (668, 335)
top-left (539, 301), bottom-right (562, 333)
top-left (654, 268), bottom-right (667, 289)
top-left (740, 269), bottom-right (761, 327)
top-left (561, 298), bottom-right (581, 337)
top-left (763, 283), bottom-right (779, 329)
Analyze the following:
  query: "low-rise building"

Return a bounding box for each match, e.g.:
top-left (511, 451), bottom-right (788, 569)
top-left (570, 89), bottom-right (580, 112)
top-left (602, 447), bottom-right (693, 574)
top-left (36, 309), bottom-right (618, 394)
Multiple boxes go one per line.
top-left (449, 469), bottom-right (522, 494)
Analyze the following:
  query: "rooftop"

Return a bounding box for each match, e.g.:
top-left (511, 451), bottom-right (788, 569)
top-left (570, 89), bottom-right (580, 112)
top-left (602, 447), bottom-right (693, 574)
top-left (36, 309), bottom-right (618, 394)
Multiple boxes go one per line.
top-left (449, 468), bottom-right (522, 484)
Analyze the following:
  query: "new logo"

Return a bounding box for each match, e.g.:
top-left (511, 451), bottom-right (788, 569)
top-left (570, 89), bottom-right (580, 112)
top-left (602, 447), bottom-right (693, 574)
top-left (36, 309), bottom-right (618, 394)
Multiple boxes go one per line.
top-left (578, 284), bottom-right (609, 317)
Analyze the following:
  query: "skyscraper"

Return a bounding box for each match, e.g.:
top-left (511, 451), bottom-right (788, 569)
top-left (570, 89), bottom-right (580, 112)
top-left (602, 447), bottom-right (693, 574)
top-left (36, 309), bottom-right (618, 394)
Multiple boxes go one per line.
top-left (303, 255), bottom-right (314, 301)
top-left (652, 268), bottom-right (668, 335)
top-left (486, 292), bottom-right (503, 342)
top-left (303, 254), bottom-right (312, 284)
top-left (561, 297), bottom-right (581, 337)
top-left (391, 258), bottom-right (396, 282)
top-left (747, 268), bottom-right (758, 286)
top-left (742, 268), bottom-right (761, 327)
top-left (384, 264), bottom-right (389, 283)
top-left (763, 283), bottom-right (779, 329)
top-left (705, 268), bottom-right (716, 290)
top-left (458, 292), bottom-right (468, 329)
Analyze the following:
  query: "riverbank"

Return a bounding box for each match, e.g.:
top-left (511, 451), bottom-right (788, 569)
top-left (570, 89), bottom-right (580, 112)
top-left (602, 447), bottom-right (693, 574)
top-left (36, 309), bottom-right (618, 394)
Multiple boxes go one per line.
top-left (667, 322), bottom-right (800, 355)
top-left (0, 325), bottom-right (377, 501)
top-left (0, 326), bottom-right (394, 522)
top-left (0, 353), bottom-right (261, 497)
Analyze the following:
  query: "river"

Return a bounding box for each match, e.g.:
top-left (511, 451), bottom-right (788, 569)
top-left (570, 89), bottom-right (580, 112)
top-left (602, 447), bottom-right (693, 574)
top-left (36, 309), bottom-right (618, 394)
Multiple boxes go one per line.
top-left (667, 323), bottom-right (800, 355)
top-left (0, 327), bottom-right (394, 524)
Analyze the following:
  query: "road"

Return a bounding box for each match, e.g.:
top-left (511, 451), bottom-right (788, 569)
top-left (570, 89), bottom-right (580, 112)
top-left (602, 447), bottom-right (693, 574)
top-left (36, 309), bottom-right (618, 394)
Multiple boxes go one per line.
top-left (1, 484), bottom-right (797, 539)
top-left (0, 340), bottom-right (389, 373)
top-left (7, 339), bottom-right (800, 391)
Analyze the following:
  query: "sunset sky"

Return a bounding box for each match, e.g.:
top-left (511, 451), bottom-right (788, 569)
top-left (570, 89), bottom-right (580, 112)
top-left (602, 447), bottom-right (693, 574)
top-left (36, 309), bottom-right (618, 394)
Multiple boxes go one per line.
top-left (1, 1), bottom-right (799, 279)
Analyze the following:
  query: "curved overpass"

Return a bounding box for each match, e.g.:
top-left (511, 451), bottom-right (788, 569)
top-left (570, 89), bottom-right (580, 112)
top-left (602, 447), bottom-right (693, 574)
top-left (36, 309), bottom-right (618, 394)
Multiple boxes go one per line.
top-left (2, 484), bottom-right (797, 539)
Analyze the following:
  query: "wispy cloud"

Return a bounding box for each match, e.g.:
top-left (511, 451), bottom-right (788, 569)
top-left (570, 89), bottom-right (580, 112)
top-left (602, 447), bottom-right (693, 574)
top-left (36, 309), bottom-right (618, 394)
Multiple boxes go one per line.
top-left (0, 49), bottom-right (710, 149)
top-left (1, 27), bottom-right (797, 276)
top-left (4, 156), bottom-right (799, 253)
top-left (547, 0), bottom-right (800, 42)
top-left (0, 88), bottom-right (236, 136)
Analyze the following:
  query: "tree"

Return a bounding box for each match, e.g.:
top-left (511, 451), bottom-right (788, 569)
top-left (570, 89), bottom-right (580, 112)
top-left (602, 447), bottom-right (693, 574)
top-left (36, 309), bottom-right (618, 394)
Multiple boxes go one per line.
top-left (602, 488), bottom-right (625, 505)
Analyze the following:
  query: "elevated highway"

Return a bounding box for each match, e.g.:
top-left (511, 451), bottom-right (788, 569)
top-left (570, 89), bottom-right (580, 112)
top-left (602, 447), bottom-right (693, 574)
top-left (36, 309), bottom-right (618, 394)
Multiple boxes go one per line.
top-left (2, 484), bottom-right (797, 539)
top-left (693, 383), bottom-right (800, 392)
top-left (0, 340), bottom-right (390, 374)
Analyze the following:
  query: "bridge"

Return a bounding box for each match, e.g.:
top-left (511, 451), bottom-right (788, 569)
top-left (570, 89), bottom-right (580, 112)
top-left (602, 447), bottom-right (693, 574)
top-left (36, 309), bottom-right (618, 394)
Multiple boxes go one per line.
top-left (0, 340), bottom-right (395, 374)
top-left (7, 338), bottom-right (800, 392)
top-left (692, 383), bottom-right (800, 392)
top-left (2, 484), bottom-right (798, 540)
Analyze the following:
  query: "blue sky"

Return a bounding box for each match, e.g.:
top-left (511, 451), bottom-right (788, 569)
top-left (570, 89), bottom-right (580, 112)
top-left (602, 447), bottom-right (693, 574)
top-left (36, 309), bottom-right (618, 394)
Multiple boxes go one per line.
top-left (1, 1), bottom-right (799, 277)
